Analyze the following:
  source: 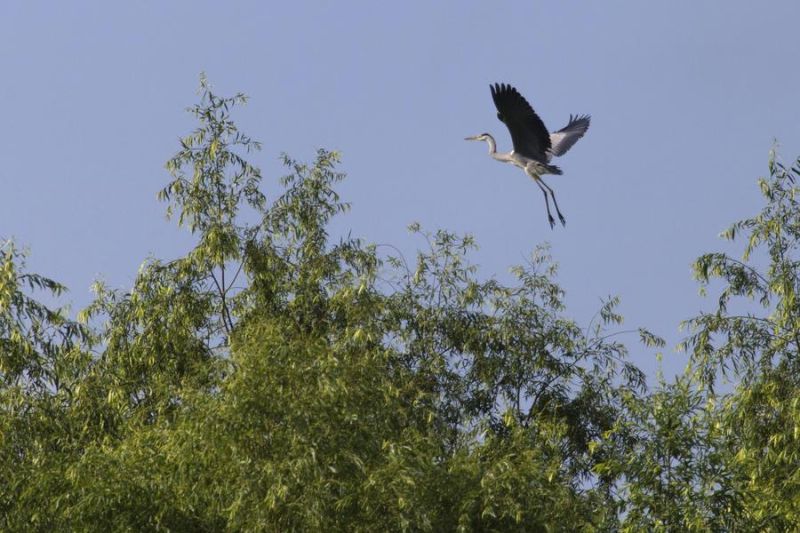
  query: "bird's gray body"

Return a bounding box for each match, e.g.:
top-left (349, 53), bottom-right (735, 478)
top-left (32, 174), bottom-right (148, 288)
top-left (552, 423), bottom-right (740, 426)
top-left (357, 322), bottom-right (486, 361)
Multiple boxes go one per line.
top-left (466, 83), bottom-right (590, 228)
top-left (486, 143), bottom-right (563, 179)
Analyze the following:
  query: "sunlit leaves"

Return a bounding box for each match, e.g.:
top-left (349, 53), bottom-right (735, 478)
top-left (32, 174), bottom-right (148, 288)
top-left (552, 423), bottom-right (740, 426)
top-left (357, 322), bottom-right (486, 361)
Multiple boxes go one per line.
top-left (685, 152), bottom-right (800, 388)
top-left (0, 240), bottom-right (89, 393)
top-left (2, 79), bottom-right (752, 531)
top-left (675, 150), bottom-right (800, 530)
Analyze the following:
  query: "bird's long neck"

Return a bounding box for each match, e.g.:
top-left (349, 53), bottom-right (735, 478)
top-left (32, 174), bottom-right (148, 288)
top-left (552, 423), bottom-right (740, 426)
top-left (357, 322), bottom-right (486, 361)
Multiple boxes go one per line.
top-left (483, 134), bottom-right (497, 155)
top-left (485, 135), bottom-right (514, 163)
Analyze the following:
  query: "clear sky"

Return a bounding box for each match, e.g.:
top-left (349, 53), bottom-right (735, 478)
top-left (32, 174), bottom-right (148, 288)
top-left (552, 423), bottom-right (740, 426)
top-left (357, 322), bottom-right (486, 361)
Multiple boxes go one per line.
top-left (2, 2), bottom-right (799, 379)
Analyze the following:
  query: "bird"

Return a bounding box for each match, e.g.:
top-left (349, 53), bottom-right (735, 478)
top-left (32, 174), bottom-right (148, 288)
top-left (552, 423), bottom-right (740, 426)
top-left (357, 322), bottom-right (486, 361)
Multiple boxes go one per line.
top-left (466, 83), bottom-right (590, 228)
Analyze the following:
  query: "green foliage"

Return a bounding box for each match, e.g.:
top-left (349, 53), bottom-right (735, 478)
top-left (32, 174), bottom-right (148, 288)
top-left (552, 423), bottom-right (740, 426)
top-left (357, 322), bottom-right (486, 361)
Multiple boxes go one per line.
top-left (0, 242), bottom-right (94, 530)
top-left (5, 78), bottom-right (800, 531)
top-left (0, 241), bottom-right (90, 395)
top-left (598, 374), bottom-right (739, 531)
top-left (158, 73), bottom-right (266, 340)
top-left (680, 151), bottom-right (800, 530)
top-left (686, 151), bottom-right (800, 389)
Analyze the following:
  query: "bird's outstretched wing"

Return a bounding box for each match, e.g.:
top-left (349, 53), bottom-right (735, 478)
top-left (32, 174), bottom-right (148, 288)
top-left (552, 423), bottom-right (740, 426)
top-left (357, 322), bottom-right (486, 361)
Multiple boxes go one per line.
top-left (490, 83), bottom-right (550, 159)
top-left (548, 115), bottom-right (591, 159)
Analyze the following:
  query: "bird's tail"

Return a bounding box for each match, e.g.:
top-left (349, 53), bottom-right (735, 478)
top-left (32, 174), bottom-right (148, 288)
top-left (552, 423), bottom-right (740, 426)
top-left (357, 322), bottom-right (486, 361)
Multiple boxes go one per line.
top-left (546, 163), bottom-right (563, 176)
top-left (527, 161), bottom-right (563, 177)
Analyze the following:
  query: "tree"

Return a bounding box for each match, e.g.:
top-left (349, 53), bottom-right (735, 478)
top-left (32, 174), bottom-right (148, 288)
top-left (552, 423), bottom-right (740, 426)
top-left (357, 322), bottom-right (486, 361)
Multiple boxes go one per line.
top-left (1, 79), bottom-right (666, 531)
top-left (0, 241), bottom-right (96, 531)
top-left (681, 150), bottom-right (800, 530)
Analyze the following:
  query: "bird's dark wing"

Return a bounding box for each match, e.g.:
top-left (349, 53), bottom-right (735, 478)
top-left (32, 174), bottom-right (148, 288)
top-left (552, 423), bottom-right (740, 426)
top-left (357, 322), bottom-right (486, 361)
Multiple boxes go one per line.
top-left (548, 114), bottom-right (591, 159)
top-left (490, 83), bottom-right (550, 159)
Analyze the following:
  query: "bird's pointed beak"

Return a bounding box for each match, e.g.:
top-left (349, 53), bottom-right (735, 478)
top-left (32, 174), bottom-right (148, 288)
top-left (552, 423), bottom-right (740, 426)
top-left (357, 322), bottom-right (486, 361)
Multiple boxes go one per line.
top-left (464, 135), bottom-right (479, 141)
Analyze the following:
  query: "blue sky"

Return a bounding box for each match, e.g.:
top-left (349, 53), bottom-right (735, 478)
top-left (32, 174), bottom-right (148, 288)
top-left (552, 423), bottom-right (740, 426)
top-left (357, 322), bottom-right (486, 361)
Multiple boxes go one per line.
top-left (2, 2), bottom-right (799, 379)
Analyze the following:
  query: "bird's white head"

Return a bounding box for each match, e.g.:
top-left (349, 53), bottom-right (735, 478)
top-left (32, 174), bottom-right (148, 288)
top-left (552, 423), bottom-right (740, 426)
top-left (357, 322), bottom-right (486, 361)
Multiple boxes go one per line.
top-left (465, 132), bottom-right (497, 154)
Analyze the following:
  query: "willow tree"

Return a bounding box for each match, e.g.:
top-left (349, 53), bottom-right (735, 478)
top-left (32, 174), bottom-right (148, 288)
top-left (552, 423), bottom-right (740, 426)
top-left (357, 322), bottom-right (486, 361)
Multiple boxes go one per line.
top-left (1, 80), bottom-right (657, 531)
top-left (682, 152), bottom-right (800, 530)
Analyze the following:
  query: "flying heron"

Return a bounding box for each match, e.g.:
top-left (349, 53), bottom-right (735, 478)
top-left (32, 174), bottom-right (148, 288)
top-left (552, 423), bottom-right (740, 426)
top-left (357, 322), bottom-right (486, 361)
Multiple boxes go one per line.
top-left (466, 83), bottom-right (590, 228)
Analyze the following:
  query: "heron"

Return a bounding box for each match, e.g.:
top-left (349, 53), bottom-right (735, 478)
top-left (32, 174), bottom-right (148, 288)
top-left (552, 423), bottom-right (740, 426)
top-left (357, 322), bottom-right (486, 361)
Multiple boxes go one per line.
top-left (466, 83), bottom-right (590, 228)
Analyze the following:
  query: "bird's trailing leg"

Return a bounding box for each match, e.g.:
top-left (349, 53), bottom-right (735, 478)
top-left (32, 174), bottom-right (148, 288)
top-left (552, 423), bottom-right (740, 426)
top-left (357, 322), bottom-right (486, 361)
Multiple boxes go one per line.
top-left (538, 178), bottom-right (566, 227)
top-left (533, 179), bottom-right (557, 229)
